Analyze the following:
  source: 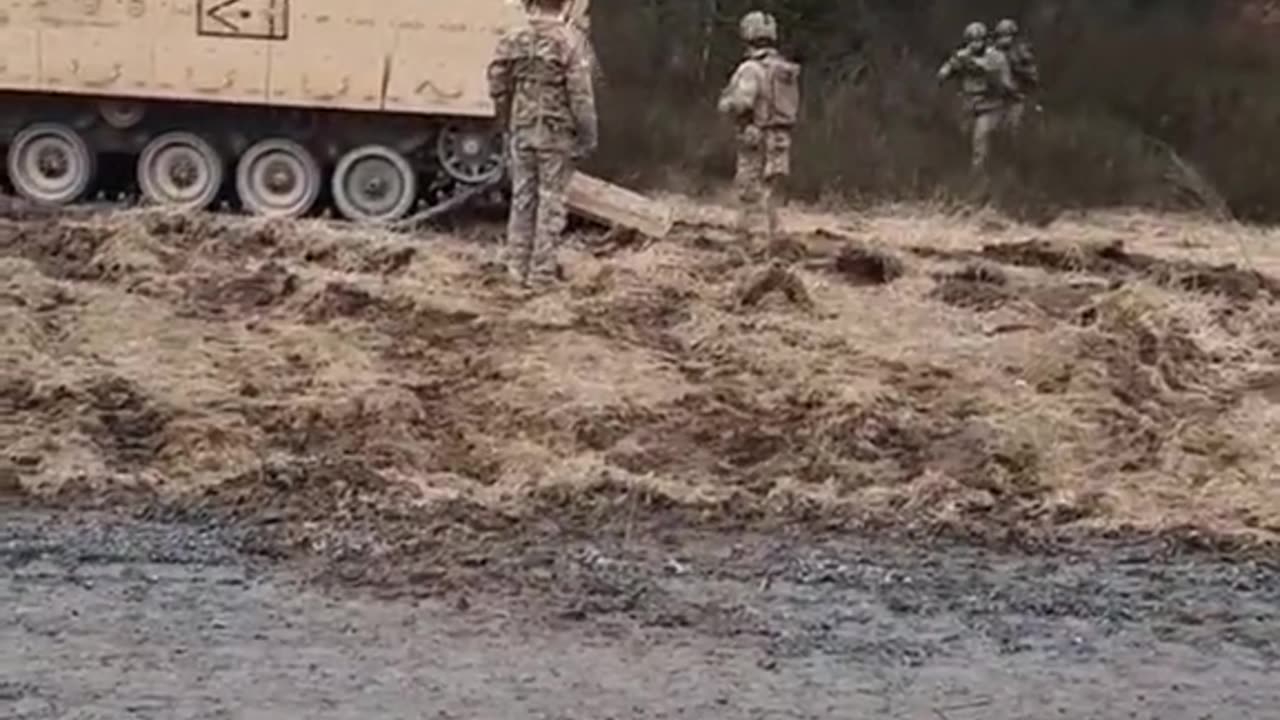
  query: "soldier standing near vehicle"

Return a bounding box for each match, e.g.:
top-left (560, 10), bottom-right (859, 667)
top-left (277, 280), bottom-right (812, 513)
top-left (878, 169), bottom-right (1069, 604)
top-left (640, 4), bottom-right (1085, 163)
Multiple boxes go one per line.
top-left (487, 0), bottom-right (598, 288)
top-left (717, 11), bottom-right (801, 241)
top-left (994, 18), bottom-right (1040, 129)
top-left (937, 21), bottom-right (1017, 170)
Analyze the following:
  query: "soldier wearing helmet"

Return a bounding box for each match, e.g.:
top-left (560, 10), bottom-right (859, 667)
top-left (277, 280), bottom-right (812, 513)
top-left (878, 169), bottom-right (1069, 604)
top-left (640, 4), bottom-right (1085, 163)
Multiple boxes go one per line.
top-left (718, 11), bottom-right (802, 240)
top-left (938, 20), bottom-right (1017, 169)
top-left (994, 18), bottom-right (1040, 129)
top-left (488, 0), bottom-right (597, 288)
top-left (940, 20), bottom-right (991, 72)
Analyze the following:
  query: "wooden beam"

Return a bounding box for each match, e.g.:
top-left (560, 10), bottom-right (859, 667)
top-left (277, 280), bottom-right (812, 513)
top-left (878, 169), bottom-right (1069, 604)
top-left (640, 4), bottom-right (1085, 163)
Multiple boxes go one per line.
top-left (566, 172), bottom-right (675, 240)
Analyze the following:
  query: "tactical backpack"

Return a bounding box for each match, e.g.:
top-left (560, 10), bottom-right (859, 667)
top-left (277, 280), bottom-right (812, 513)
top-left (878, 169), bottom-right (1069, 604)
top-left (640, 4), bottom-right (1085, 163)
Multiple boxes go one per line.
top-left (754, 56), bottom-right (801, 129)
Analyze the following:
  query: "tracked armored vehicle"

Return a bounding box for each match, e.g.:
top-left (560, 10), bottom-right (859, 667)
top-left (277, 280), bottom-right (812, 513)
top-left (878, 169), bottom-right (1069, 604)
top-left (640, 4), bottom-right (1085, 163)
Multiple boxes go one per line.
top-left (0, 0), bottom-right (591, 223)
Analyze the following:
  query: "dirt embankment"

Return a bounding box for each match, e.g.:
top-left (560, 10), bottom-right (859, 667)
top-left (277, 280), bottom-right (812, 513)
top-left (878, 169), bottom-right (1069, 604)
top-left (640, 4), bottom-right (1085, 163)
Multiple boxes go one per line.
top-left (1, 204), bottom-right (1279, 582)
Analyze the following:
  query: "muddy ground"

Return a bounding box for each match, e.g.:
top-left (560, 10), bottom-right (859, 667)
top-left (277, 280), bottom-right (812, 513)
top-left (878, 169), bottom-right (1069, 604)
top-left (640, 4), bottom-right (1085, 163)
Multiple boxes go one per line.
top-left (2, 201), bottom-right (1280, 716)
top-left (3, 504), bottom-right (1278, 718)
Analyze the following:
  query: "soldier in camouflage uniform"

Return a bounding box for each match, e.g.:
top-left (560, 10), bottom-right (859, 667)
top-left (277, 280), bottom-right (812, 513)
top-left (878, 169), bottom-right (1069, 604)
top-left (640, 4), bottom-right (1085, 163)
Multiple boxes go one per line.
top-left (994, 18), bottom-right (1040, 129)
top-left (487, 0), bottom-right (598, 288)
top-left (718, 11), bottom-right (801, 240)
top-left (938, 21), bottom-right (1018, 169)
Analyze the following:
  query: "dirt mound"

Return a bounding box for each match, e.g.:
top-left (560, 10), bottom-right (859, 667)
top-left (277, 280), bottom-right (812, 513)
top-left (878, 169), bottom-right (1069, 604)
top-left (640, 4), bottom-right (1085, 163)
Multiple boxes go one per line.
top-left (0, 220), bottom-right (116, 281)
top-left (81, 376), bottom-right (172, 471)
top-left (3, 206), bottom-right (1279, 558)
top-left (1058, 292), bottom-right (1227, 468)
top-left (184, 262), bottom-right (299, 317)
top-left (738, 263), bottom-right (814, 309)
top-left (982, 238), bottom-right (1280, 302)
top-left (188, 459), bottom-right (423, 525)
top-left (301, 281), bottom-right (412, 324)
top-left (0, 447), bottom-right (25, 499)
top-left (930, 262), bottom-right (1013, 311)
top-left (833, 242), bottom-right (907, 286)
top-left (930, 260), bottom-right (1109, 319)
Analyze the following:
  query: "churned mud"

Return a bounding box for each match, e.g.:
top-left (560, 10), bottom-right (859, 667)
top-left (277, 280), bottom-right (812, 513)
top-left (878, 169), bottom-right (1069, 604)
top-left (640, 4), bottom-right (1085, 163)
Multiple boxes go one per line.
top-left (4, 205), bottom-right (1280, 539)
top-left (2, 201), bottom-right (1280, 715)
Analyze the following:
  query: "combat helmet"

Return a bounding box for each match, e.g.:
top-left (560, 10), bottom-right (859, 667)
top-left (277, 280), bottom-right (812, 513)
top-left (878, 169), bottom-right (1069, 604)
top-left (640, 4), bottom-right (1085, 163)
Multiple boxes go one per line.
top-left (520, 0), bottom-right (567, 11)
top-left (963, 21), bottom-right (988, 44)
top-left (740, 11), bottom-right (779, 44)
top-left (994, 19), bottom-right (1019, 37)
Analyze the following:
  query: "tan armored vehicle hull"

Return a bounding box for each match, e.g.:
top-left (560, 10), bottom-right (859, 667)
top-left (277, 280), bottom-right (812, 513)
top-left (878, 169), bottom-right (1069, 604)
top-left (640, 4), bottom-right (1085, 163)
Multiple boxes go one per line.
top-left (0, 0), bottom-right (606, 225)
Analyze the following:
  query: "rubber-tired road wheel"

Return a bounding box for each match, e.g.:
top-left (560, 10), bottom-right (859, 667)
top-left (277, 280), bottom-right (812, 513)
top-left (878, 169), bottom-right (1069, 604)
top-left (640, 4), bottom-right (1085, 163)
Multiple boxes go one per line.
top-left (236, 138), bottom-right (322, 219)
top-left (7, 122), bottom-right (96, 206)
top-left (137, 131), bottom-right (224, 211)
top-left (331, 144), bottom-right (417, 224)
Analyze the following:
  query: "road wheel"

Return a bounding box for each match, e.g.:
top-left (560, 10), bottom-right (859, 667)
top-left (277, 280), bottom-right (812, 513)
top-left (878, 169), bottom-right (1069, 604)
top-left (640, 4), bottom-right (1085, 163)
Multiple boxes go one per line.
top-left (236, 138), bottom-right (322, 218)
top-left (331, 145), bottom-right (416, 224)
top-left (98, 100), bottom-right (146, 130)
top-left (6, 122), bottom-right (96, 205)
top-left (436, 123), bottom-right (504, 185)
top-left (137, 131), bottom-right (224, 211)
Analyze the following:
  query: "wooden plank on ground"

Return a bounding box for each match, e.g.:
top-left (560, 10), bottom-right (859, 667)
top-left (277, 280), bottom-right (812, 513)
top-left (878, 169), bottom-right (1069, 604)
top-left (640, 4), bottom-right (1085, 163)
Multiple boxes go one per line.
top-left (566, 172), bottom-right (674, 240)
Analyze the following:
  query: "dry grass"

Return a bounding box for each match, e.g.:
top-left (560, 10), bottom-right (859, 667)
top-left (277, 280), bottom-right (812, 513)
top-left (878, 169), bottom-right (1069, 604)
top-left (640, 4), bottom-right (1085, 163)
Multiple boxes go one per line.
top-left (1, 202), bottom-right (1277, 542)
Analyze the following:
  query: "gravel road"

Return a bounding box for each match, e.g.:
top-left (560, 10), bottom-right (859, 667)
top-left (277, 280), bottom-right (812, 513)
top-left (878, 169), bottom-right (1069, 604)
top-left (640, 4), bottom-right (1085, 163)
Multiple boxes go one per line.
top-left (3, 508), bottom-right (1278, 719)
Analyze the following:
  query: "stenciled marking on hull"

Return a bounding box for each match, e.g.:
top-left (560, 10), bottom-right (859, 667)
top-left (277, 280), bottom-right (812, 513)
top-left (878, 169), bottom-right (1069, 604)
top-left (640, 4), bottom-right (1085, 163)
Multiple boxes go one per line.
top-left (197, 0), bottom-right (289, 40)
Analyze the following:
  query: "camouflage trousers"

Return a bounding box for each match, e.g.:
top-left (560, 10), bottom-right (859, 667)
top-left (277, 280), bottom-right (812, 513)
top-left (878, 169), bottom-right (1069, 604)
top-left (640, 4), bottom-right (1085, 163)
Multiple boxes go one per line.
top-left (1007, 100), bottom-right (1027, 131)
top-left (969, 105), bottom-right (1018, 169)
top-left (735, 126), bottom-right (791, 239)
top-left (502, 144), bottom-right (574, 287)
